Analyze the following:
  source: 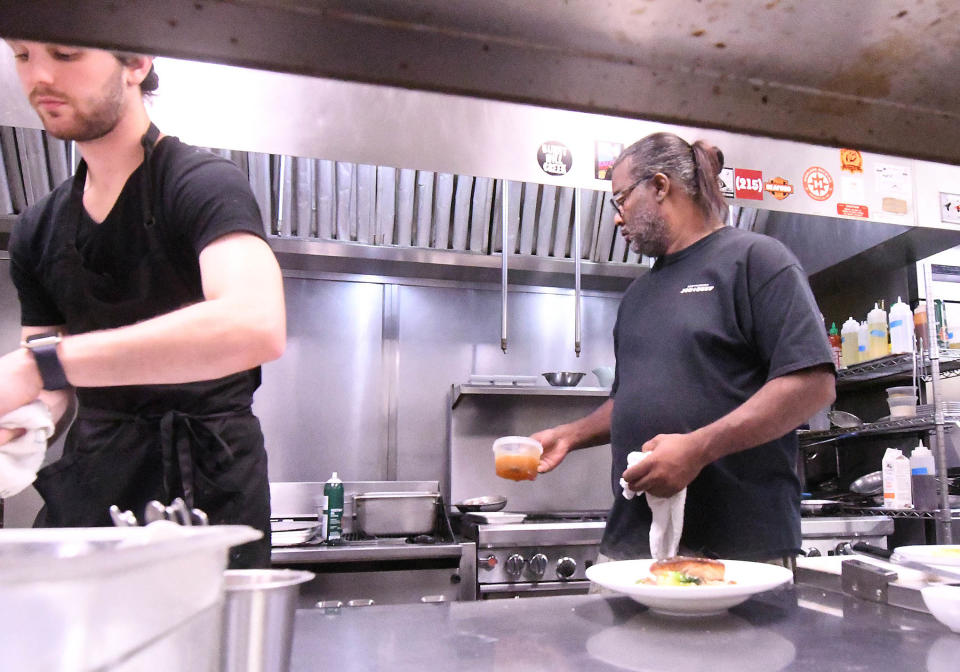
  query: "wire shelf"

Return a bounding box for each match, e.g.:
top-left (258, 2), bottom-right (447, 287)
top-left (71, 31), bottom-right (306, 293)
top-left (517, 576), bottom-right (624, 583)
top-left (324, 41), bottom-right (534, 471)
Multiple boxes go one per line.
top-left (798, 412), bottom-right (959, 447)
top-left (836, 349), bottom-right (960, 388)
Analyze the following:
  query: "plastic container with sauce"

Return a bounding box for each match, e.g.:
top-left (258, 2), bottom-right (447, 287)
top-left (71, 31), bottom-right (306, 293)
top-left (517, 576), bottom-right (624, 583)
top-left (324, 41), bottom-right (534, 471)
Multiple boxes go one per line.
top-left (493, 436), bottom-right (543, 481)
top-left (867, 303), bottom-right (889, 360)
top-left (857, 320), bottom-right (870, 362)
top-left (889, 297), bottom-right (913, 354)
top-left (840, 317), bottom-right (859, 368)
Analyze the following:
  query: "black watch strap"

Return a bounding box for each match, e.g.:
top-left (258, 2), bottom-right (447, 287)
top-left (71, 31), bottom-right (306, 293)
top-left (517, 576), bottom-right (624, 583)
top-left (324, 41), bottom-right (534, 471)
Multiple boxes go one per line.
top-left (22, 333), bottom-right (69, 391)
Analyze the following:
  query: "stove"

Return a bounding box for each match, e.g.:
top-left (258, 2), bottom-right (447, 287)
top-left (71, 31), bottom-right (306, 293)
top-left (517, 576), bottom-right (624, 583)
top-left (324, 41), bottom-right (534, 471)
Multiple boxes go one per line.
top-left (460, 512), bottom-right (606, 599)
top-left (799, 515), bottom-right (894, 557)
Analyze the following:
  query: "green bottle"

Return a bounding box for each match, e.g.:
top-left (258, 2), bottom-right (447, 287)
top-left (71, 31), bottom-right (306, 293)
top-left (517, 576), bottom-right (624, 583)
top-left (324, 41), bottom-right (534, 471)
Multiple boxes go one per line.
top-left (322, 472), bottom-right (344, 545)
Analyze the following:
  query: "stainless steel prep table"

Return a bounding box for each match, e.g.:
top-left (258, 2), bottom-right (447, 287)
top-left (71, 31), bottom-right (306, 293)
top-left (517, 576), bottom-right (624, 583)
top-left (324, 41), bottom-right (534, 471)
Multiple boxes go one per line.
top-left (289, 586), bottom-right (958, 671)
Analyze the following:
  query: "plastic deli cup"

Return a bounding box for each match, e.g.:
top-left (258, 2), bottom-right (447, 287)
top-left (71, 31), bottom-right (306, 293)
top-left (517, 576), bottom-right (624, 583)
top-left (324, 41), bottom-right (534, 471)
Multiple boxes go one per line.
top-left (493, 436), bottom-right (543, 481)
top-left (886, 386), bottom-right (917, 399)
top-left (888, 395), bottom-right (918, 417)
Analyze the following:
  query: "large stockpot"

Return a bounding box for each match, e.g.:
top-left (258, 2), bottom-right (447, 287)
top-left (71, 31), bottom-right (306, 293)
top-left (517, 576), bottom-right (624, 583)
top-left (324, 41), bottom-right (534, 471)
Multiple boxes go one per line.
top-left (354, 491), bottom-right (440, 536)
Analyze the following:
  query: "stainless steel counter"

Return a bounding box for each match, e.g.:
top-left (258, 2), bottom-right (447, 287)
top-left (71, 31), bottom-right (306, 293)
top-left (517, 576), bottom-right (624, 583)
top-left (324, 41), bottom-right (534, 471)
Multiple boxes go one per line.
top-left (271, 540), bottom-right (463, 564)
top-left (289, 586), bottom-right (958, 672)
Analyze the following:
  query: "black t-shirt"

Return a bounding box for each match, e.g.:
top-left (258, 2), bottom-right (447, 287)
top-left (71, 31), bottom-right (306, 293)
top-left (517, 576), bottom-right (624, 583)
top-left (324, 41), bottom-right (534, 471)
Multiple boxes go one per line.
top-left (602, 226), bottom-right (834, 561)
top-left (9, 135), bottom-right (268, 414)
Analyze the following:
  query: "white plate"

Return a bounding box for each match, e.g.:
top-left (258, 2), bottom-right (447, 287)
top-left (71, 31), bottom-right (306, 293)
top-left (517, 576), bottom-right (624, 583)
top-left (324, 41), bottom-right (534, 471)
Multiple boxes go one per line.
top-left (465, 511), bottom-right (527, 524)
top-left (585, 559), bottom-right (793, 616)
top-left (895, 545), bottom-right (960, 567)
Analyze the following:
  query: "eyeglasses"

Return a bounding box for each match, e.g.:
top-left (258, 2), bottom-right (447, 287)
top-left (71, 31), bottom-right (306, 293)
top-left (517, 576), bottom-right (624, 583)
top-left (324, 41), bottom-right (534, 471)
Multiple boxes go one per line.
top-left (609, 175), bottom-right (652, 218)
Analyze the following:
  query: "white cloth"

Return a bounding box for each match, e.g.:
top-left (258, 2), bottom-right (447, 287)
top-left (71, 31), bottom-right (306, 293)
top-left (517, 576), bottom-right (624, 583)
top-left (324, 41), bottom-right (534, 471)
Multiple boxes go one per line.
top-left (0, 401), bottom-right (55, 498)
top-left (619, 450), bottom-right (687, 560)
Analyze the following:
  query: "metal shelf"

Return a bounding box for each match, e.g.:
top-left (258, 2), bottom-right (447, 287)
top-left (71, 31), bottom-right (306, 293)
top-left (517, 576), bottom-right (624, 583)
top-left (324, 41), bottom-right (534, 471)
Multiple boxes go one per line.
top-left (798, 413), bottom-right (958, 447)
top-left (833, 507), bottom-right (960, 520)
top-left (836, 349), bottom-right (960, 388)
top-left (451, 384), bottom-right (610, 408)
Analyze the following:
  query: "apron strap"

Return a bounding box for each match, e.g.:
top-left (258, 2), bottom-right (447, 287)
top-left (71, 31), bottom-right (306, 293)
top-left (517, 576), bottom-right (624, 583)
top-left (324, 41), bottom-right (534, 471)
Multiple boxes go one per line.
top-left (139, 122), bottom-right (161, 229)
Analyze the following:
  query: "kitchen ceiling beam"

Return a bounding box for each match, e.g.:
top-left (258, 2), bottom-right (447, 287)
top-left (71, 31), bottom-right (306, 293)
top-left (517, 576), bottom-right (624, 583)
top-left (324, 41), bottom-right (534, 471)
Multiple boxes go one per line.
top-left (1, 1), bottom-right (960, 165)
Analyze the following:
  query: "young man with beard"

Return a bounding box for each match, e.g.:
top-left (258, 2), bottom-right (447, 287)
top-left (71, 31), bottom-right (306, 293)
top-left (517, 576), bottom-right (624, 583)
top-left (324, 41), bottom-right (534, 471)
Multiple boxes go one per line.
top-left (0, 42), bottom-right (285, 567)
top-left (532, 132), bottom-right (836, 563)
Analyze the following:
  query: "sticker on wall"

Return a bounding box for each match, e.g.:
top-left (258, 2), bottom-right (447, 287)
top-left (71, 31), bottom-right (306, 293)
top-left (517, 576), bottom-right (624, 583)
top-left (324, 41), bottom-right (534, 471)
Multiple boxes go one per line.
top-left (538, 141), bottom-right (573, 176)
top-left (718, 167), bottom-right (735, 198)
top-left (763, 177), bottom-right (794, 200)
top-left (840, 149), bottom-right (863, 173)
top-left (875, 163), bottom-right (911, 216)
top-left (941, 192), bottom-right (960, 225)
top-left (734, 168), bottom-right (763, 200)
top-left (594, 141), bottom-right (623, 181)
top-left (802, 166), bottom-right (834, 201)
top-left (837, 203), bottom-right (869, 218)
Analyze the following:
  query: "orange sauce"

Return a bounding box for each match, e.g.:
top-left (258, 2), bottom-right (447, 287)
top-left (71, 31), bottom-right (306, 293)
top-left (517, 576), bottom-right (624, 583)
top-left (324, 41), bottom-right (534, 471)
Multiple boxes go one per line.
top-left (495, 454), bottom-right (540, 481)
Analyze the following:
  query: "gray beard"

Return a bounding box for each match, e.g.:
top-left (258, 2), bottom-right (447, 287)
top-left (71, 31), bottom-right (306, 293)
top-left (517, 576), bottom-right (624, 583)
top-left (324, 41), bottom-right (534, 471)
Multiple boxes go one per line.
top-left (628, 211), bottom-right (669, 258)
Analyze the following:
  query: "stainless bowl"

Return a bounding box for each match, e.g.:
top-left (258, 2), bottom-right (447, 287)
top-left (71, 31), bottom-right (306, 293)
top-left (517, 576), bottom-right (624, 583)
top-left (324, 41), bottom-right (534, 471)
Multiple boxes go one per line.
top-left (542, 371), bottom-right (586, 387)
top-left (454, 495), bottom-right (508, 513)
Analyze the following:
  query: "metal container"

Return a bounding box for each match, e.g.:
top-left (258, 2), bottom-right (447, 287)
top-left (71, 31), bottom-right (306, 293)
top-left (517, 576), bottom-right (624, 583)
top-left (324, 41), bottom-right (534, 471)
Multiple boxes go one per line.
top-left (221, 569), bottom-right (314, 672)
top-left (0, 525), bottom-right (261, 672)
top-left (354, 491), bottom-right (440, 536)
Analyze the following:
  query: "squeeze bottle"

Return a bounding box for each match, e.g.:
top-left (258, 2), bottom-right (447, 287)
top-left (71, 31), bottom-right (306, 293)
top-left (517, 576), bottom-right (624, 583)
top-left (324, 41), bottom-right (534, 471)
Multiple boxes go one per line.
top-left (840, 317), bottom-right (859, 368)
top-left (322, 472), bottom-right (344, 545)
top-left (888, 297), bottom-right (913, 354)
top-left (857, 321), bottom-right (869, 362)
top-left (828, 322), bottom-right (841, 369)
top-left (909, 442), bottom-right (937, 511)
top-left (914, 301), bottom-right (928, 351)
top-left (867, 303), bottom-right (889, 360)
top-left (882, 448), bottom-right (912, 509)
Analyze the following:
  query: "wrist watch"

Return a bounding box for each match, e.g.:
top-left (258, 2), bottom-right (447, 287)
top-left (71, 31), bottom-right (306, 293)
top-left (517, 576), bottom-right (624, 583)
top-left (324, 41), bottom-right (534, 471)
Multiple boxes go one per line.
top-left (21, 332), bottom-right (69, 390)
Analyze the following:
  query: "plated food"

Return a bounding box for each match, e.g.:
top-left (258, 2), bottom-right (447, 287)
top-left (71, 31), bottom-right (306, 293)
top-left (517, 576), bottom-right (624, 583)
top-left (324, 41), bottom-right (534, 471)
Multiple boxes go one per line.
top-left (638, 556), bottom-right (733, 586)
top-left (586, 558), bottom-right (793, 615)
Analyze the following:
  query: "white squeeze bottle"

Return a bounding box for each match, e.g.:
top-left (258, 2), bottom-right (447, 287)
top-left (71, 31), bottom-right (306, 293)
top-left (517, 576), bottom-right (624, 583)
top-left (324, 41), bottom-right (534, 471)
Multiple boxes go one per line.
top-left (910, 442), bottom-right (937, 510)
top-left (857, 320), bottom-right (869, 362)
top-left (882, 447), bottom-right (912, 509)
top-left (840, 317), bottom-right (859, 368)
top-left (888, 297), bottom-right (913, 354)
top-left (867, 303), bottom-right (889, 359)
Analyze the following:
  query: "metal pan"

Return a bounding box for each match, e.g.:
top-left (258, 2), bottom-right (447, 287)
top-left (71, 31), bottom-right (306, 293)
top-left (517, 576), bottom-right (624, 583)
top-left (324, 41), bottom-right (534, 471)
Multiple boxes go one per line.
top-left (850, 471), bottom-right (883, 496)
top-left (454, 495), bottom-right (507, 513)
top-left (800, 499), bottom-right (842, 515)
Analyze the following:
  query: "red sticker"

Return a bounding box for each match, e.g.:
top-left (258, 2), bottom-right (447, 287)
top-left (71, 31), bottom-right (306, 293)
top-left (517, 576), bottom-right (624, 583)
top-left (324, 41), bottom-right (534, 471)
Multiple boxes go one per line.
top-left (734, 169), bottom-right (763, 200)
top-left (837, 203), bottom-right (869, 218)
top-left (802, 166), bottom-right (834, 201)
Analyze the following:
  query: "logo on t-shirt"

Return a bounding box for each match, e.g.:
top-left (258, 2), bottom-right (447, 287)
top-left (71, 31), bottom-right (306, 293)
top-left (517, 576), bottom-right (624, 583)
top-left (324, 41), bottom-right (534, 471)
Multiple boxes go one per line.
top-left (680, 283), bottom-right (715, 294)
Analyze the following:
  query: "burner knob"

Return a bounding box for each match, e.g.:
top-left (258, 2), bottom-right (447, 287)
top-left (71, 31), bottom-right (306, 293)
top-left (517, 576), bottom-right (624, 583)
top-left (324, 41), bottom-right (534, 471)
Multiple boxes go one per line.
top-left (505, 553), bottom-right (526, 577)
top-left (556, 556), bottom-right (577, 580)
top-left (527, 553), bottom-right (548, 578)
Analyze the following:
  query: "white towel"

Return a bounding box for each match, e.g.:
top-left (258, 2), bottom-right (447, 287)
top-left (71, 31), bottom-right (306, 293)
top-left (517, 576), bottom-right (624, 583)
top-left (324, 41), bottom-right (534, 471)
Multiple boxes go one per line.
top-left (0, 401), bottom-right (55, 498)
top-left (619, 450), bottom-right (687, 560)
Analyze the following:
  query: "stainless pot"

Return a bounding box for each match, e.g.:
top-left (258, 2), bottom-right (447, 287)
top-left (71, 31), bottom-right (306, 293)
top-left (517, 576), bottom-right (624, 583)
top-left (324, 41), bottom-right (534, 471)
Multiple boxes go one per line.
top-left (353, 491), bottom-right (439, 536)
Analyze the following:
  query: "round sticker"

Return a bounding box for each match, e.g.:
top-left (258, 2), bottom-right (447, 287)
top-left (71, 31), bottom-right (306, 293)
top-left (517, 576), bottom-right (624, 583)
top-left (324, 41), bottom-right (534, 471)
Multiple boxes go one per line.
top-left (538, 141), bottom-right (573, 176)
top-left (802, 166), bottom-right (834, 201)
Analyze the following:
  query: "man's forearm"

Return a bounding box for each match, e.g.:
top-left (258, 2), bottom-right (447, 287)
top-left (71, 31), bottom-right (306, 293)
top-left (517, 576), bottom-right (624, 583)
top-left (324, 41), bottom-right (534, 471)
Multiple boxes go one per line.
top-left (562, 398), bottom-right (614, 451)
top-left (694, 365), bottom-right (835, 463)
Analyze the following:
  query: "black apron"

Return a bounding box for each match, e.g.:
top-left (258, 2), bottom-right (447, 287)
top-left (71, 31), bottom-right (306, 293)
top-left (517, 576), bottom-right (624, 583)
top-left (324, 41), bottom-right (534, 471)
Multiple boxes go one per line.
top-left (33, 124), bottom-right (271, 568)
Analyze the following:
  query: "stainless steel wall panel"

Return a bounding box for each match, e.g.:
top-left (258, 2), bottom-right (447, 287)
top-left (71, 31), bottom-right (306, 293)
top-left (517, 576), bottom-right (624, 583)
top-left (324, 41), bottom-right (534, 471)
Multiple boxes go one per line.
top-left (433, 172), bottom-right (454, 250)
top-left (356, 163), bottom-right (376, 244)
top-left (335, 161), bottom-right (356, 241)
top-left (44, 136), bottom-right (69, 187)
top-left (505, 181), bottom-right (522, 255)
top-left (469, 177), bottom-right (492, 253)
top-left (254, 276), bottom-right (388, 482)
top-left (315, 159), bottom-right (335, 240)
top-left (414, 170), bottom-right (435, 249)
top-left (535, 184), bottom-right (557, 257)
top-left (595, 201), bottom-right (617, 262)
top-left (610, 226), bottom-right (628, 263)
top-left (275, 155), bottom-right (293, 237)
top-left (553, 187), bottom-right (574, 258)
top-left (293, 157), bottom-right (314, 238)
top-left (375, 166), bottom-right (396, 247)
top-left (394, 284), bottom-right (619, 485)
top-left (518, 182), bottom-right (537, 255)
top-left (578, 189), bottom-right (599, 260)
top-left (490, 179), bottom-right (502, 253)
top-left (396, 168), bottom-right (415, 246)
top-left (451, 175), bottom-right (472, 251)
top-left (15, 128), bottom-right (48, 206)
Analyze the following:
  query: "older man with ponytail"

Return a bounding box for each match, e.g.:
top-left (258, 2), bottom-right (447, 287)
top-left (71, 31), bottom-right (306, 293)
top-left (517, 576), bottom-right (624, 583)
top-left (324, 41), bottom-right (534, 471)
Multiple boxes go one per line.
top-left (533, 132), bottom-right (835, 564)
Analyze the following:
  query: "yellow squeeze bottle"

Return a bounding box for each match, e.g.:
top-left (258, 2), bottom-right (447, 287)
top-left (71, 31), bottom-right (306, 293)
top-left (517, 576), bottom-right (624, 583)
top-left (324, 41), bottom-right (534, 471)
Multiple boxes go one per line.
top-left (868, 303), bottom-right (888, 360)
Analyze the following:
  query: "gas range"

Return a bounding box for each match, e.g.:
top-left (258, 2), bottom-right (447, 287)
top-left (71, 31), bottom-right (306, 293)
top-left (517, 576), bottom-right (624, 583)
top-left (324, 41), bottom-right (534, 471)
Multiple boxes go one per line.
top-left (459, 512), bottom-right (607, 598)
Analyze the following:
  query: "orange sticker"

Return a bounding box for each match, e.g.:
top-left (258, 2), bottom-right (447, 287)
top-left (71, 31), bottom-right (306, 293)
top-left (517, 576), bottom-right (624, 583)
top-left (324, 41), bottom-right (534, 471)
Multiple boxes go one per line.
top-left (840, 149), bottom-right (863, 173)
top-left (763, 177), bottom-right (794, 200)
top-left (837, 203), bottom-right (869, 218)
top-left (802, 166), bottom-right (834, 201)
